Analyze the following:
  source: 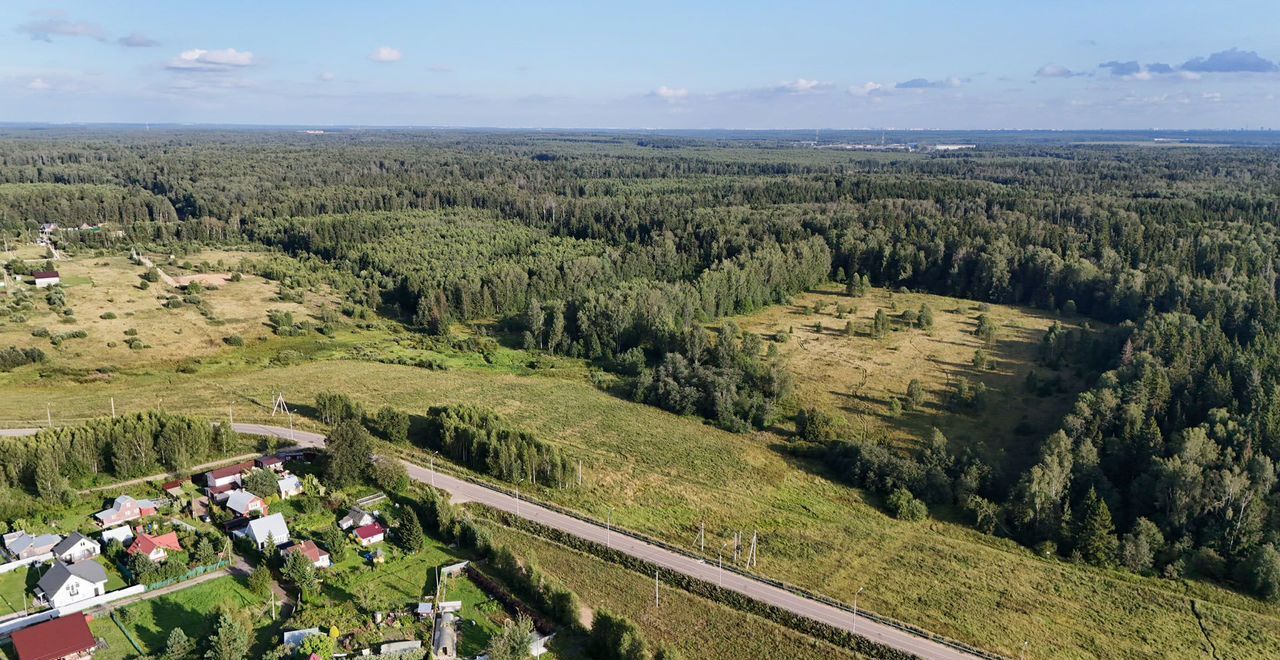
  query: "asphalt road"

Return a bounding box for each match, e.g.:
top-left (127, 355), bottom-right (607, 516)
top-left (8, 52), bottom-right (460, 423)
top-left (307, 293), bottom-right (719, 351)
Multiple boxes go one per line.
top-left (12, 422), bottom-right (983, 659)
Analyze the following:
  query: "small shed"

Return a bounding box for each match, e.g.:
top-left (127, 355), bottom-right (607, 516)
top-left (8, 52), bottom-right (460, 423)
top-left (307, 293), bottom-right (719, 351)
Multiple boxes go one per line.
top-left (31, 271), bottom-right (60, 288)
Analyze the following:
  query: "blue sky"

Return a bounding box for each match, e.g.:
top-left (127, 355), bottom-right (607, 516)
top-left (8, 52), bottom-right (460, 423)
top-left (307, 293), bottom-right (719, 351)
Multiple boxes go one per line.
top-left (3, 1), bottom-right (1279, 129)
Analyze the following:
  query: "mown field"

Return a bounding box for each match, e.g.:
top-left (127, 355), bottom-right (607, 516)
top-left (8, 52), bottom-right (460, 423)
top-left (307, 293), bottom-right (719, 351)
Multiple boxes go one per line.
top-left (480, 520), bottom-right (862, 660)
top-left (0, 337), bottom-right (1276, 657)
top-left (731, 285), bottom-right (1103, 476)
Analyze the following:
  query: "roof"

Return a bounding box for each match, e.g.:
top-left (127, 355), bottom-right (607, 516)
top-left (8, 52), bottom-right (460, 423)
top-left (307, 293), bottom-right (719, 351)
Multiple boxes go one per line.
top-left (162, 479), bottom-right (184, 491)
top-left (278, 475), bottom-right (301, 493)
top-left (30, 271), bottom-right (59, 279)
top-left (100, 526), bottom-right (133, 544)
top-left (433, 612), bottom-right (457, 651)
top-left (128, 531), bottom-right (182, 556)
top-left (247, 513), bottom-right (289, 543)
top-left (4, 531), bottom-right (61, 555)
top-left (207, 482), bottom-right (237, 496)
top-left (51, 532), bottom-right (97, 556)
top-left (225, 489), bottom-right (263, 514)
top-left (95, 495), bottom-right (156, 522)
top-left (284, 540), bottom-right (328, 564)
top-left (206, 461), bottom-right (255, 481)
top-left (10, 613), bottom-right (96, 660)
top-left (37, 560), bottom-right (107, 595)
top-left (257, 455), bottom-right (284, 466)
top-left (339, 508), bottom-right (374, 526)
top-left (354, 522), bottom-right (385, 540)
top-left (281, 628), bottom-right (322, 647)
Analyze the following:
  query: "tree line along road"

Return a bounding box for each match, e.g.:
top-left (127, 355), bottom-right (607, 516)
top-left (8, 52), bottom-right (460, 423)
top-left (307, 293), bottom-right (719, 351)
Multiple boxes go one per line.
top-left (9, 422), bottom-right (987, 659)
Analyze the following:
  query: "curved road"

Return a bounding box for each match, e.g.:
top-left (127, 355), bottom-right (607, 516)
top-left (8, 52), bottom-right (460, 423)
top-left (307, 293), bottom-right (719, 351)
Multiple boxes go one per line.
top-left (13, 422), bottom-right (984, 659)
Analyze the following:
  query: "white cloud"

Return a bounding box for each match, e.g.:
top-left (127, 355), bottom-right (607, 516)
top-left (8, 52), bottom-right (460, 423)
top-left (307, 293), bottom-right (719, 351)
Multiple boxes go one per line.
top-left (654, 86), bottom-right (689, 101)
top-left (318, 72), bottom-right (336, 82)
top-left (26, 78), bottom-right (51, 91)
top-left (849, 82), bottom-right (883, 96)
top-left (371, 47), bottom-right (402, 63)
top-left (1035, 64), bottom-right (1079, 78)
top-left (427, 65), bottom-right (453, 73)
top-left (166, 48), bottom-right (256, 71)
top-left (777, 78), bottom-right (829, 94)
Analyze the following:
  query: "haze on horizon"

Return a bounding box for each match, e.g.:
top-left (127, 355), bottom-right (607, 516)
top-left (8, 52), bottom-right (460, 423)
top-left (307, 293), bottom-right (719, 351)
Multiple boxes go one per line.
top-left (3, 0), bottom-right (1279, 130)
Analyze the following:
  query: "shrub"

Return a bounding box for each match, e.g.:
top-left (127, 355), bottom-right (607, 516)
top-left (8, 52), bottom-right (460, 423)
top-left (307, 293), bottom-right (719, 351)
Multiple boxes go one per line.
top-left (223, 334), bottom-right (245, 347)
top-left (886, 488), bottom-right (927, 521)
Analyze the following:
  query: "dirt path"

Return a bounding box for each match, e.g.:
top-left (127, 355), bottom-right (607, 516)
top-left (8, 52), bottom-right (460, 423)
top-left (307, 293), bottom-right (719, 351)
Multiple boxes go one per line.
top-left (77, 453), bottom-right (259, 495)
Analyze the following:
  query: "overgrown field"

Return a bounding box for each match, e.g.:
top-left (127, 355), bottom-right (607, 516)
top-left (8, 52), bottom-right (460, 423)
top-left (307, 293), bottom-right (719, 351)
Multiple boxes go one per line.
top-left (0, 355), bottom-right (1275, 657)
top-left (731, 285), bottom-right (1104, 477)
top-left (0, 249), bottom-right (336, 371)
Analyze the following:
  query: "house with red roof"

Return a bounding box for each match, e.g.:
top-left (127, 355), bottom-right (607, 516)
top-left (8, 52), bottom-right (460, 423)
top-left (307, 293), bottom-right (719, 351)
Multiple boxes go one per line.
top-left (9, 612), bottom-right (97, 660)
top-left (353, 522), bottom-right (385, 547)
top-left (283, 540), bottom-right (331, 569)
top-left (127, 531), bottom-right (182, 562)
top-left (203, 460), bottom-right (255, 490)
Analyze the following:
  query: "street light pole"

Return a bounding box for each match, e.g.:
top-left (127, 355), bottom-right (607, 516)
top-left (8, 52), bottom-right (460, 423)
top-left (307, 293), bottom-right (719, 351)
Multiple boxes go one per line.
top-left (607, 508), bottom-right (613, 549)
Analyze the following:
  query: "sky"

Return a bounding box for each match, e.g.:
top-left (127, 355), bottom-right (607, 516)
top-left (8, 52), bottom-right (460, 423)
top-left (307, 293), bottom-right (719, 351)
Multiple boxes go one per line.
top-left (3, 1), bottom-right (1279, 129)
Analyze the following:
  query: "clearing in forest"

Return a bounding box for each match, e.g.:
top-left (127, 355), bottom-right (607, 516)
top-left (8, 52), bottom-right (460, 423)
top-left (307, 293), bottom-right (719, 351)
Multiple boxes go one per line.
top-left (732, 285), bottom-right (1107, 477)
top-left (0, 249), bottom-right (337, 370)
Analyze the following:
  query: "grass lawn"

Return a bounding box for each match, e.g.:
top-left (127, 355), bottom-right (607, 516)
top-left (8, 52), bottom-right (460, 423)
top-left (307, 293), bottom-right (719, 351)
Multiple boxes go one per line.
top-left (89, 575), bottom-right (267, 659)
top-left (0, 567), bottom-right (34, 617)
top-left (0, 294), bottom-right (1277, 657)
top-left (481, 520), bottom-right (862, 660)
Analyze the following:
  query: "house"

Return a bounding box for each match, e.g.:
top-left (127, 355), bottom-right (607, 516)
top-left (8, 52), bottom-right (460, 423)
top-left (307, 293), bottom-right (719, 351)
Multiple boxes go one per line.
top-left (416, 602), bottom-right (434, 619)
top-left (35, 561), bottom-right (108, 608)
top-left (52, 533), bottom-right (100, 563)
top-left (437, 601), bottom-right (462, 614)
top-left (3, 531), bottom-right (62, 560)
top-left (161, 480), bottom-right (185, 497)
top-left (353, 523), bottom-right (385, 547)
top-left (432, 612), bottom-right (458, 660)
top-left (207, 483), bottom-right (237, 501)
top-left (277, 475), bottom-right (302, 499)
top-left (440, 561), bottom-right (469, 578)
top-left (10, 612), bottom-right (97, 660)
top-left (224, 490), bottom-right (268, 518)
top-left (127, 532), bottom-right (182, 563)
top-left (190, 496), bottom-right (211, 522)
top-left (256, 455), bottom-right (285, 472)
top-left (281, 628), bottom-right (323, 648)
top-left (244, 513), bottom-right (290, 549)
top-left (32, 271), bottom-right (60, 288)
top-left (203, 461), bottom-right (254, 489)
top-left (93, 495), bottom-right (157, 528)
top-left (99, 526), bottom-right (134, 548)
top-left (338, 508), bottom-right (375, 530)
top-left (283, 540), bottom-right (330, 569)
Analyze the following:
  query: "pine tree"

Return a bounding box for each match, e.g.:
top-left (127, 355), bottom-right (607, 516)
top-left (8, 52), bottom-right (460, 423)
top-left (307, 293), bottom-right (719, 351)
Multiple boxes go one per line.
top-left (396, 507), bottom-right (425, 554)
top-left (1077, 488), bottom-right (1118, 567)
top-left (205, 614), bottom-right (250, 660)
top-left (162, 627), bottom-right (194, 660)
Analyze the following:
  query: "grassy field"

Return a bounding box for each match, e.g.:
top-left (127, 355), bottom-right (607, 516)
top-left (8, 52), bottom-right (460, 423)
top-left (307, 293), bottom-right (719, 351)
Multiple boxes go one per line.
top-left (0, 249), bottom-right (337, 373)
top-left (0, 278), bottom-right (1277, 657)
top-left (730, 285), bottom-right (1102, 476)
top-left (1, 355), bottom-right (1277, 656)
top-left (481, 520), bottom-right (862, 660)
top-left (0, 567), bottom-right (34, 617)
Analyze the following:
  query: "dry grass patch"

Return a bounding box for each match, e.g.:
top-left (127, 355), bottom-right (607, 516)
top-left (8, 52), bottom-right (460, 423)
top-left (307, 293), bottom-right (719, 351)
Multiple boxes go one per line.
top-left (732, 285), bottom-right (1103, 475)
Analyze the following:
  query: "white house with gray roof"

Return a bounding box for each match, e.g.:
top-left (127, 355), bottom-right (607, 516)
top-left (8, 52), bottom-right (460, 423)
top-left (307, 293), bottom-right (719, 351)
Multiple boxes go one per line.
top-left (53, 533), bottom-right (100, 563)
top-left (35, 560), bottom-right (108, 608)
top-left (242, 513), bottom-right (290, 549)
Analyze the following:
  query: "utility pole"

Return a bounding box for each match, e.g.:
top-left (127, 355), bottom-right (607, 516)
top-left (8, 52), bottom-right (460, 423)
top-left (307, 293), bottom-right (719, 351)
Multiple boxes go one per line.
top-left (733, 532), bottom-right (740, 563)
top-left (228, 404), bottom-right (233, 425)
top-left (853, 586), bottom-right (864, 633)
top-left (748, 531), bottom-right (758, 568)
top-left (577, 460), bottom-right (582, 487)
top-left (46, 403), bottom-right (51, 428)
top-left (654, 569), bottom-right (659, 608)
top-left (110, 397), bottom-right (116, 418)
top-left (698, 521), bottom-right (705, 554)
top-left (606, 509), bottom-right (613, 549)
top-left (430, 453), bottom-right (435, 488)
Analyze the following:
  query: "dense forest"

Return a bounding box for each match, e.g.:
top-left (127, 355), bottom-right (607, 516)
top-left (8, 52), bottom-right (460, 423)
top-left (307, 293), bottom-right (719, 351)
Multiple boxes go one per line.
top-left (5, 127), bottom-right (1280, 599)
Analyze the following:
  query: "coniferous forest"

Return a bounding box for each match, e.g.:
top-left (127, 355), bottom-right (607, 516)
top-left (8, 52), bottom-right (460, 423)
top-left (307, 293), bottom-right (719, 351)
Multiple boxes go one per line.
top-left (5, 127), bottom-right (1280, 601)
